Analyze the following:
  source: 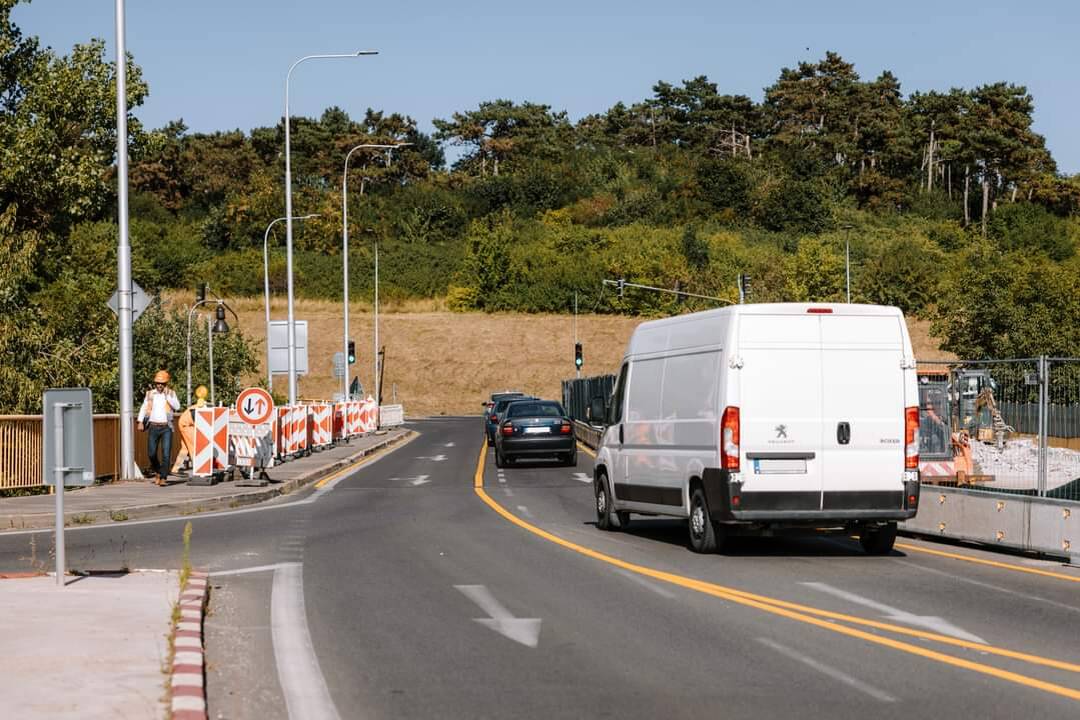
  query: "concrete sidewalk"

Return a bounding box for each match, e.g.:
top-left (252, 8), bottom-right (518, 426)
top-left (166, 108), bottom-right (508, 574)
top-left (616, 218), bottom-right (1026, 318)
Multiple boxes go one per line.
top-left (0, 428), bottom-right (412, 531)
top-left (0, 571), bottom-right (179, 719)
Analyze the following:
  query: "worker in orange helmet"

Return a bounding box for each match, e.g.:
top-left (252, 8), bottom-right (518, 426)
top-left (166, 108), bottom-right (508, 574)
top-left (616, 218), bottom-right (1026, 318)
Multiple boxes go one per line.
top-left (137, 369), bottom-right (180, 486)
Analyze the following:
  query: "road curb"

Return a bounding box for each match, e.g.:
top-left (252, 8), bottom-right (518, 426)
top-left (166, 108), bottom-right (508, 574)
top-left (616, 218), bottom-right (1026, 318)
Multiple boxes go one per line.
top-left (170, 569), bottom-right (209, 720)
top-left (0, 430), bottom-right (415, 531)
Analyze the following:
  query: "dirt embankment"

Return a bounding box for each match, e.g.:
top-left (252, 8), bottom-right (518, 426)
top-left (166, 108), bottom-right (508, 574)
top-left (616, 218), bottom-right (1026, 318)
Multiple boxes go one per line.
top-left (185, 295), bottom-right (952, 417)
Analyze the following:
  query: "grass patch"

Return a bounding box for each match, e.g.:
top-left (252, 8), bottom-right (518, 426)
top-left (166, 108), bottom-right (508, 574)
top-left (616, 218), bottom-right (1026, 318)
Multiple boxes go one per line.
top-left (71, 513), bottom-right (95, 525)
top-left (108, 509), bottom-right (129, 522)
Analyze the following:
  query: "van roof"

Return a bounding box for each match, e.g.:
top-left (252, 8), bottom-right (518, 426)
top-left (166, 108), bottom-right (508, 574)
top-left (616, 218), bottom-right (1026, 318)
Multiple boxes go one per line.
top-left (626, 303), bottom-right (905, 358)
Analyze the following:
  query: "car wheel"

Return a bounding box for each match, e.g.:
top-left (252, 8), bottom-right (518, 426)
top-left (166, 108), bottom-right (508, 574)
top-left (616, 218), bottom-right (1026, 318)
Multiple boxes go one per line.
top-left (595, 472), bottom-right (617, 531)
top-left (565, 449), bottom-right (578, 467)
top-left (495, 450), bottom-right (505, 469)
top-left (688, 487), bottom-right (722, 553)
top-left (860, 522), bottom-right (897, 555)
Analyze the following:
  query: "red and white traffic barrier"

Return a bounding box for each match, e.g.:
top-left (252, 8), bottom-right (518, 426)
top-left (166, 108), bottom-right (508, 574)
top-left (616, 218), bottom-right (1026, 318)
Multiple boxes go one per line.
top-left (291, 405), bottom-right (308, 454)
top-left (333, 402), bottom-right (348, 441)
top-left (310, 404), bottom-right (332, 447)
top-left (192, 407), bottom-right (229, 478)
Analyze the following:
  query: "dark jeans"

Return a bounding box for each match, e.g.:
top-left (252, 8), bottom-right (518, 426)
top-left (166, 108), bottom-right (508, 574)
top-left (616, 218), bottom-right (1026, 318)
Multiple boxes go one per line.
top-left (147, 424), bottom-right (173, 478)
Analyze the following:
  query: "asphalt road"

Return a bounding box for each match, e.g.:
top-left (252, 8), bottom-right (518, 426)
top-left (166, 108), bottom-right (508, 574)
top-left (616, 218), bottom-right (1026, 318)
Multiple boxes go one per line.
top-left (2, 417), bottom-right (1079, 719)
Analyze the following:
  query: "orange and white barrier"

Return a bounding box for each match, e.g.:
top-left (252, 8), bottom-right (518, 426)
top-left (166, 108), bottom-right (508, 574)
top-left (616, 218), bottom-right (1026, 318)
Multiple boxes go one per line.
top-left (192, 407), bottom-right (229, 478)
top-left (360, 397), bottom-right (378, 433)
top-left (347, 401), bottom-right (362, 436)
top-left (310, 404), bottom-right (332, 448)
top-left (291, 405), bottom-right (308, 455)
top-left (333, 402), bottom-right (348, 441)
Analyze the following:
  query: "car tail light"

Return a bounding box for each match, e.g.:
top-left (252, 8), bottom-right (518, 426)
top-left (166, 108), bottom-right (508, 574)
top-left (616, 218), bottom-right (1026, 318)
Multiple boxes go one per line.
top-left (501, 422), bottom-right (515, 436)
top-left (721, 406), bottom-right (740, 471)
top-left (905, 406), bottom-right (919, 469)
top-left (560, 422), bottom-right (572, 434)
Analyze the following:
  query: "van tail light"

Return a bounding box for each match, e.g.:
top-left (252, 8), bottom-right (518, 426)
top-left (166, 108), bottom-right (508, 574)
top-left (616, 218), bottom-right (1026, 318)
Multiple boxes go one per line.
top-left (721, 406), bottom-right (740, 471)
top-left (560, 422), bottom-right (572, 434)
top-left (807, 307), bottom-right (833, 314)
top-left (905, 406), bottom-right (919, 469)
top-left (501, 422), bottom-right (515, 436)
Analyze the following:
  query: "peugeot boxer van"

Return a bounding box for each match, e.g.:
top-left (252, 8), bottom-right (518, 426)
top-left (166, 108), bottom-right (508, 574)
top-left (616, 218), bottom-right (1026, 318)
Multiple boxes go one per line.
top-left (592, 303), bottom-right (921, 554)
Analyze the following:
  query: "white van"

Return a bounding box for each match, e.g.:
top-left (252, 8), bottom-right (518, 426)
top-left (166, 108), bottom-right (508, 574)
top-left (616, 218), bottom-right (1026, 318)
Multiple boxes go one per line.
top-left (592, 303), bottom-right (921, 554)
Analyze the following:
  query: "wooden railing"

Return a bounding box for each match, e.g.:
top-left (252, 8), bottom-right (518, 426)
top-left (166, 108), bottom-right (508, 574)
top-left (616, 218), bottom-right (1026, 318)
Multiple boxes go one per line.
top-left (0, 415), bottom-right (178, 489)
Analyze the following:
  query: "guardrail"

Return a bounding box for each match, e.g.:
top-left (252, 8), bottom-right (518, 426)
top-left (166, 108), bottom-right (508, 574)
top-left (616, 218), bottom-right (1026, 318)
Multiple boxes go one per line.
top-left (573, 420), bottom-right (602, 451)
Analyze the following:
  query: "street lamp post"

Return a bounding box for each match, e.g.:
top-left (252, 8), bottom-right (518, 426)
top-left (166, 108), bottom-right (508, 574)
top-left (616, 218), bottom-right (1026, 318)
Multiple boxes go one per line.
top-left (186, 293), bottom-right (238, 406)
top-left (342, 143), bottom-right (409, 401)
top-left (283, 50), bottom-right (377, 406)
top-left (263, 214), bottom-right (318, 392)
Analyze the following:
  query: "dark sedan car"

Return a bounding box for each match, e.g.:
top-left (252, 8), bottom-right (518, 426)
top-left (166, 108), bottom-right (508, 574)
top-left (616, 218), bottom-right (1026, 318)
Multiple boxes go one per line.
top-left (494, 400), bottom-right (577, 467)
top-left (484, 394), bottom-right (534, 445)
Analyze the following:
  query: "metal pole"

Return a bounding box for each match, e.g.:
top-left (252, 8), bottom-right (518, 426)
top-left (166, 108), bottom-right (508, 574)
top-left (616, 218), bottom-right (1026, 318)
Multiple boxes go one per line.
top-left (53, 405), bottom-right (65, 587)
top-left (115, 0), bottom-right (138, 480)
top-left (374, 239), bottom-right (379, 403)
top-left (264, 214), bottom-right (317, 394)
top-left (1037, 356), bottom-right (1048, 496)
top-left (208, 314), bottom-right (215, 406)
top-left (574, 292), bottom-right (580, 380)
top-left (283, 51), bottom-right (376, 406)
top-left (846, 235), bottom-right (851, 303)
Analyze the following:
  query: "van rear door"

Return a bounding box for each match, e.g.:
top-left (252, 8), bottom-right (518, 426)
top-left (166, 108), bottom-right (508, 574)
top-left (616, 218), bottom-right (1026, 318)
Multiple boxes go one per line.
top-left (819, 314), bottom-right (906, 509)
top-left (738, 314), bottom-right (825, 511)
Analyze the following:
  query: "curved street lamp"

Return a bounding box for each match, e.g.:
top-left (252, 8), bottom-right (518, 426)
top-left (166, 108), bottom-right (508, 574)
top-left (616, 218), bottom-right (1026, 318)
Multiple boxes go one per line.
top-left (283, 50), bottom-right (377, 405)
top-left (186, 288), bottom-right (239, 406)
top-left (341, 142), bottom-right (410, 401)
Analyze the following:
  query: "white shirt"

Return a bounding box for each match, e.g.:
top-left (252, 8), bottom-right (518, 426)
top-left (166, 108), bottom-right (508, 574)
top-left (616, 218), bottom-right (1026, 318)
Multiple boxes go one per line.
top-left (138, 389), bottom-right (180, 425)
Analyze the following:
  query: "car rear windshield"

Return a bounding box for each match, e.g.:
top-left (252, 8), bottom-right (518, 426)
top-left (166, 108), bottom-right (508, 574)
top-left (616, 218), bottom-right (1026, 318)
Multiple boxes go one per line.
top-left (508, 402), bottom-right (564, 418)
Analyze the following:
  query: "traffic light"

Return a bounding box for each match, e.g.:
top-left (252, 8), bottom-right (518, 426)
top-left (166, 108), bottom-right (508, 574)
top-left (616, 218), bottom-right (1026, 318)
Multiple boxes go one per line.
top-left (575, 342), bottom-right (583, 370)
top-left (617, 279), bottom-right (625, 298)
top-left (347, 340), bottom-right (356, 364)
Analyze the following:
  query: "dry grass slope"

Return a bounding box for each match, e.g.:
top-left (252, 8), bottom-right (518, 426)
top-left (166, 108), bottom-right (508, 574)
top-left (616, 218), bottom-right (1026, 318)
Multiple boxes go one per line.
top-left (168, 293), bottom-right (953, 416)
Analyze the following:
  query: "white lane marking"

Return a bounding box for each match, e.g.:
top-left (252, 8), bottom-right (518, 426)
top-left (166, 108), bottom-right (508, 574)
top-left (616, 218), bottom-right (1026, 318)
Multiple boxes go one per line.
top-left (502, 487), bottom-right (514, 497)
top-left (498, 476), bottom-right (506, 484)
top-left (614, 568), bottom-right (676, 599)
top-left (757, 637), bottom-right (897, 703)
top-left (415, 454), bottom-right (447, 462)
top-left (571, 472), bottom-right (591, 484)
top-left (444, 442), bottom-right (456, 447)
top-left (516, 505), bottom-right (533, 519)
top-left (800, 582), bottom-right (987, 644)
top-left (387, 475), bottom-right (431, 486)
top-left (272, 562), bottom-right (342, 720)
top-left (454, 585), bottom-right (541, 648)
top-left (894, 560), bottom-right (1080, 615)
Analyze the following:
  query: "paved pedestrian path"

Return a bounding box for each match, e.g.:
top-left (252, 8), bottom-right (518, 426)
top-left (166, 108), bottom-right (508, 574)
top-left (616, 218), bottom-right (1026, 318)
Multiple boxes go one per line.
top-left (0, 428), bottom-right (411, 531)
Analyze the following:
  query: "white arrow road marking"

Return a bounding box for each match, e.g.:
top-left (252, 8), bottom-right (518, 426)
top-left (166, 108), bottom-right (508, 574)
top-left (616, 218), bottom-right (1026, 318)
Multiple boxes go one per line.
top-left (757, 637), bottom-right (897, 703)
top-left (415, 454), bottom-right (447, 462)
top-left (454, 585), bottom-right (542, 648)
top-left (444, 442), bottom-right (456, 447)
top-left (571, 472), bottom-right (591, 484)
top-left (800, 582), bottom-right (987, 643)
top-left (386, 475), bottom-right (431, 486)
top-left (273, 563), bottom-right (342, 720)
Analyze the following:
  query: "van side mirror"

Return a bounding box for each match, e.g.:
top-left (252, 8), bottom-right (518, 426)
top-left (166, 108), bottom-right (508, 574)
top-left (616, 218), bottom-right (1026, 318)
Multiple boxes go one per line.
top-left (588, 397), bottom-right (606, 427)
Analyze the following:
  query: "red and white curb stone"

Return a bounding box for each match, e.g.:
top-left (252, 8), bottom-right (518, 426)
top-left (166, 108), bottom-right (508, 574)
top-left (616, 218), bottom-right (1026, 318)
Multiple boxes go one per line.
top-left (171, 570), bottom-right (209, 720)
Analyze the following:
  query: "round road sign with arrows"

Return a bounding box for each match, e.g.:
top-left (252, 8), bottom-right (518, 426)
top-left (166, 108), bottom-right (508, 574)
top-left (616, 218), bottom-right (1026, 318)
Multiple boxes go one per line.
top-left (236, 387), bottom-right (274, 425)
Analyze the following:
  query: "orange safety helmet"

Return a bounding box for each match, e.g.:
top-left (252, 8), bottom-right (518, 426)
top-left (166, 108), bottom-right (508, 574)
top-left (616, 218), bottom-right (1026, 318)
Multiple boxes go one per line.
top-left (153, 370), bottom-right (171, 384)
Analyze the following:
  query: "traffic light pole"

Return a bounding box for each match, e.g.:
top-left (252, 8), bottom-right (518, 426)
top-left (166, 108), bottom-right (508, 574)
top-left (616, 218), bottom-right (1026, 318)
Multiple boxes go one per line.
top-left (603, 279), bottom-right (732, 305)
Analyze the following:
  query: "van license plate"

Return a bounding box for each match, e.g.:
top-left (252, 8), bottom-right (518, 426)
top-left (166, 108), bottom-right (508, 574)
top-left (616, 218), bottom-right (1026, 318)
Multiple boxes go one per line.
top-left (754, 459), bottom-right (806, 474)
top-left (524, 427), bottom-right (549, 434)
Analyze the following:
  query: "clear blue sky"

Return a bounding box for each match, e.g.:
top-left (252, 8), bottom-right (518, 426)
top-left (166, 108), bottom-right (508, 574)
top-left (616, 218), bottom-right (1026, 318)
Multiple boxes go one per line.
top-left (15, 0), bottom-right (1080, 173)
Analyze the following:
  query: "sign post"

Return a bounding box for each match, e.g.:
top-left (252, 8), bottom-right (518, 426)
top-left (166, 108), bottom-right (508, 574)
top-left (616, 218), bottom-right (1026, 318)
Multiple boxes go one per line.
top-left (234, 387), bottom-right (275, 486)
top-left (43, 388), bottom-right (95, 588)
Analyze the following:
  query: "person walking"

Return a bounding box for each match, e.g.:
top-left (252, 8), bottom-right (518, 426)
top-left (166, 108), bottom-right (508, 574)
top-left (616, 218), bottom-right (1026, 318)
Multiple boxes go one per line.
top-left (138, 370), bottom-right (180, 486)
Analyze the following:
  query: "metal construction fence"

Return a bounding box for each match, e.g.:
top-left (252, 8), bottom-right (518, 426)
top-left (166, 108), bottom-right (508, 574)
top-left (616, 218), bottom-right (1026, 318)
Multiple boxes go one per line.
top-left (562, 374), bottom-right (616, 425)
top-left (917, 357), bottom-right (1080, 502)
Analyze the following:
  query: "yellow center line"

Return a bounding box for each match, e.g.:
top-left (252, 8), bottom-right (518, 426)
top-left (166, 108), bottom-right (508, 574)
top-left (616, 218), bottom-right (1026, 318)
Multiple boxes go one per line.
top-left (896, 541), bottom-right (1080, 584)
top-left (473, 445), bottom-right (1080, 701)
top-left (313, 431), bottom-right (418, 489)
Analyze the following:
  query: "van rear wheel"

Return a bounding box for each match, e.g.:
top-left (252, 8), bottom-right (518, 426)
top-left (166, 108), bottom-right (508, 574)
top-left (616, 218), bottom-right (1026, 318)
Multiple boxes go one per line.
top-left (860, 522), bottom-right (897, 555)
top-left (688, 487), bottom-right (722, 553)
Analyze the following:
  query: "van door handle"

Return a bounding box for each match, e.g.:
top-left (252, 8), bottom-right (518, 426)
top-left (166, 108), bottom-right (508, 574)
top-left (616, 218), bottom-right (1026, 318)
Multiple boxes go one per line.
top-left (619, 424), bottom-right (624, 445)
top-left (837, 422), bottom-right (851, 445)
